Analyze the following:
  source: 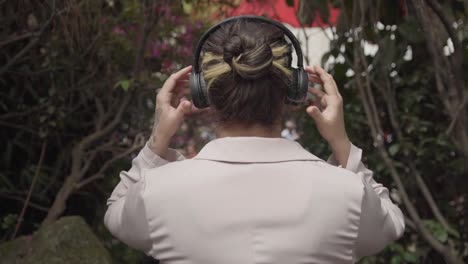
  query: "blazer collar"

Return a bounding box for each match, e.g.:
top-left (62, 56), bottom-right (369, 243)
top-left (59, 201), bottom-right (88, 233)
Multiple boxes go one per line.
top-left (193, 137), bottom-right (324, 163)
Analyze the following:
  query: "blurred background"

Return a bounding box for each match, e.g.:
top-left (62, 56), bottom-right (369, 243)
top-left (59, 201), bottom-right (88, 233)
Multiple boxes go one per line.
top-left (0, 0), bottom-right (467, 263)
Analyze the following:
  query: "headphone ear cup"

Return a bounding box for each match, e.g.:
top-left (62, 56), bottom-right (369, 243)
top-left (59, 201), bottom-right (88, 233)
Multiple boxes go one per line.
top-left (287, 68), bottom-right (308, 104)
top-left (298, 68), bottom-right (309, 99)
top-left (190, 71), bottom-right (209, 108)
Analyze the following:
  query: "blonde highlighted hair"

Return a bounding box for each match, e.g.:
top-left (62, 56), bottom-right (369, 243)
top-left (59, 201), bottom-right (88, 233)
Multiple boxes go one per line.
top-left (201, 41), bottom-right (292, 90)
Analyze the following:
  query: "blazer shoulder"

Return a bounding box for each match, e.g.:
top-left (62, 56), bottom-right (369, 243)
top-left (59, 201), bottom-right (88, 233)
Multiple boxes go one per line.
top-left (142, 158), bottom-right (209, 191)
top-left (314, 160), bottom-right (364, 183)
top-left (306, 160), bottom-right (366, 198)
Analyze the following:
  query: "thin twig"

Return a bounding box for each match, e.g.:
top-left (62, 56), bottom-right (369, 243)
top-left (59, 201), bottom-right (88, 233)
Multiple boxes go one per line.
top-left (0, 15), bottom-right (54, 75)
top-left (11, 141), bottom-right (47, 239)
top-left (0, 32), bottom-right (34, 47)
top-left (0, 120), bottom-right (38, 135)
top-left (446, 94), bottom-right (468, 135)
top-left (0, 193), bottom-right (49, 212)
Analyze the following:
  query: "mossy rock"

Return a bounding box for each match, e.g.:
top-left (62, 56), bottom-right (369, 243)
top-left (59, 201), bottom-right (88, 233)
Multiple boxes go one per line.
top-left (0, 216), bottom-right (112, 264)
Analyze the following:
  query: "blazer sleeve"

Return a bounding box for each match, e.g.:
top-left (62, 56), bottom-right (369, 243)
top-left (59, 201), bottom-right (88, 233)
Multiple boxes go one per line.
top-left (104, 141), bottom-right (185, 252)
top-left (328, 143), bottom-right (405, 259)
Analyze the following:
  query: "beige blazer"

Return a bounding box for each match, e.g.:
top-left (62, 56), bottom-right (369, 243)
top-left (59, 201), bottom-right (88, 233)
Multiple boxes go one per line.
top-left (105, 137), bottom-right (405, 264)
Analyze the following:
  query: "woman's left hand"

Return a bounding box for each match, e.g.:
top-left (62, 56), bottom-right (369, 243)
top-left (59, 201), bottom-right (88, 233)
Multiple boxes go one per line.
top-left (305, 65), bottom-right (348, 145)
top-left (305, 65), bottom-right (351, 167)
top-left (149, 65), bottom-right (197, 157)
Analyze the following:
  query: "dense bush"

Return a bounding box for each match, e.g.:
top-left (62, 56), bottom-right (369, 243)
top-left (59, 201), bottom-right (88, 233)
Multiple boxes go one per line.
top-left (296, 1), bottom-right (467, 263)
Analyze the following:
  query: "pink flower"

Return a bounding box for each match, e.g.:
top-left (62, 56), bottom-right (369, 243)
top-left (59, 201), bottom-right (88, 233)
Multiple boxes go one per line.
top-left (182, 33), bottom-right (192, 44)
top-left (162, 59), bottom-right (173, 69)
top-left (151, 44), bottom-right (161, 58)
top-left (161, 42), bottom-right (169, 50)
top-left (182, 46), bottom-right (191, 57)
top-left (112, 26), bottom-right (125, 35)
top-left (129, 23), bottom-right (138, 32)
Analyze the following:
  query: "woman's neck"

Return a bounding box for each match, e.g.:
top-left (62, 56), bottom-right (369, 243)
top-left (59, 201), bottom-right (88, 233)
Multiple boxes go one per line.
top-left (216, 123), bottom-right (281, 138)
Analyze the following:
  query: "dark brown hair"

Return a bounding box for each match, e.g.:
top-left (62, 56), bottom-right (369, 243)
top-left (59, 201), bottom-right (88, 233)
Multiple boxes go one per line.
top-left (201, 19), bottom-right (293, 127)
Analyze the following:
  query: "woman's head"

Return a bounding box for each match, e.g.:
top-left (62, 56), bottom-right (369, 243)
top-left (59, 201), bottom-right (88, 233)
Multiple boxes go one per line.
top-left (200, 18), bottom-right (293, 128)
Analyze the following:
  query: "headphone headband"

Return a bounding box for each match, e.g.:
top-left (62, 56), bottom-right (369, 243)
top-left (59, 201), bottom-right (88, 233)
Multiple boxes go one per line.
top-left (190, 15), bottom-right (309, 108)
top-left (192, 15), bottom-right (304, 72)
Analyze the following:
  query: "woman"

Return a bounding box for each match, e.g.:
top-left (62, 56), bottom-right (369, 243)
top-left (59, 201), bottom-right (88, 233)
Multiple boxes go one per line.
top-left (105, 17), bottom-right (405, 263)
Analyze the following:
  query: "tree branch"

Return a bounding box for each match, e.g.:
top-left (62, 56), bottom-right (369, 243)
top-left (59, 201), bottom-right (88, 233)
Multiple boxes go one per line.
top-left (75, 142), bottom-right (145, 190)
top-left (42, 1), bottom-right (160, 225)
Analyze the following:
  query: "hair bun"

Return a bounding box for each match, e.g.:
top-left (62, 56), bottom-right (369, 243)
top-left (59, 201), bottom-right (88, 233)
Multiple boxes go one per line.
top-left (223, 35), bottom-right (273, 80)
top-left (223, 35), bottom-right (243, 63)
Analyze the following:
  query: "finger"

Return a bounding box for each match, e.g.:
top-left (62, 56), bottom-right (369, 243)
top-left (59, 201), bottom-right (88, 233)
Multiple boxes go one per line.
top-left (176, 73), bottom-right (191, 82)
top-left (170, 92), bottom-right (189, 108)
top-left (306, 105), bottom-right (324, 123)
top-left (191, 105), bottom-right (212, 114)
top-left (321, 96), bottom-right (328, 108)
top-left (159, 69), bottom-right (191, 105)
top-left (174, 77), bottom-right (189, 85)
top-left (182, 71), bottom-right (191, 77)
top-left (173, 80), bottom-right (189, 93)
top-left (308, 73), bottom-right (322, 84)
top-left (314, 65), bottom-right (339, 96)
top-left (176, 99), bottom-right (192, 117)
top-left (176, 79), bottom-right (189, 85)
top-left (160, 65), bottom-right (193, 95)
top-left (306, 66), bottom-right (325, 85)
top-left (306, 65), bottom-right (338, 96)
top-left (308, 87), bottom-right (325, 98)
top-left (310, 95), bottom-right (327, 109)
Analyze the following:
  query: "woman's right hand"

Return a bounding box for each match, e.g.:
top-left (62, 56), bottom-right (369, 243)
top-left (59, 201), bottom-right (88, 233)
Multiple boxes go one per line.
top-left (149, 65), bottom-right (196, 158)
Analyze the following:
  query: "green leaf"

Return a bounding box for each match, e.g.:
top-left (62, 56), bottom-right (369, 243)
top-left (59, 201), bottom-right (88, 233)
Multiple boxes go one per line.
top-left (390, 256), bottom-right (402, 264)
top-left (1, 214), bottom-right (18, 230)
top-left (389, 144), bottom-right (400, 156)
top-left (182, 0), bottom-right (193, 14)
top-left (286, 0), bottom-right (295, 7)
top-left (120, 80), bottom-right (130, 91)
top-left (434, 227), bottom-right (448, 243)
top-left (424, 220), bottom-right (449, 243)
top-left (446, 226), bottom-right (460, 239)
top-left (403, 252), bottom-right (419, 263)
top-left (114, 79), bottom-right (131, 91)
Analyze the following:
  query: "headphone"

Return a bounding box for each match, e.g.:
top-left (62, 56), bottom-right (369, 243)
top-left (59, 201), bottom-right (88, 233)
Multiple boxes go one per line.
top-left (189, 15), bottom-right (309, 108)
